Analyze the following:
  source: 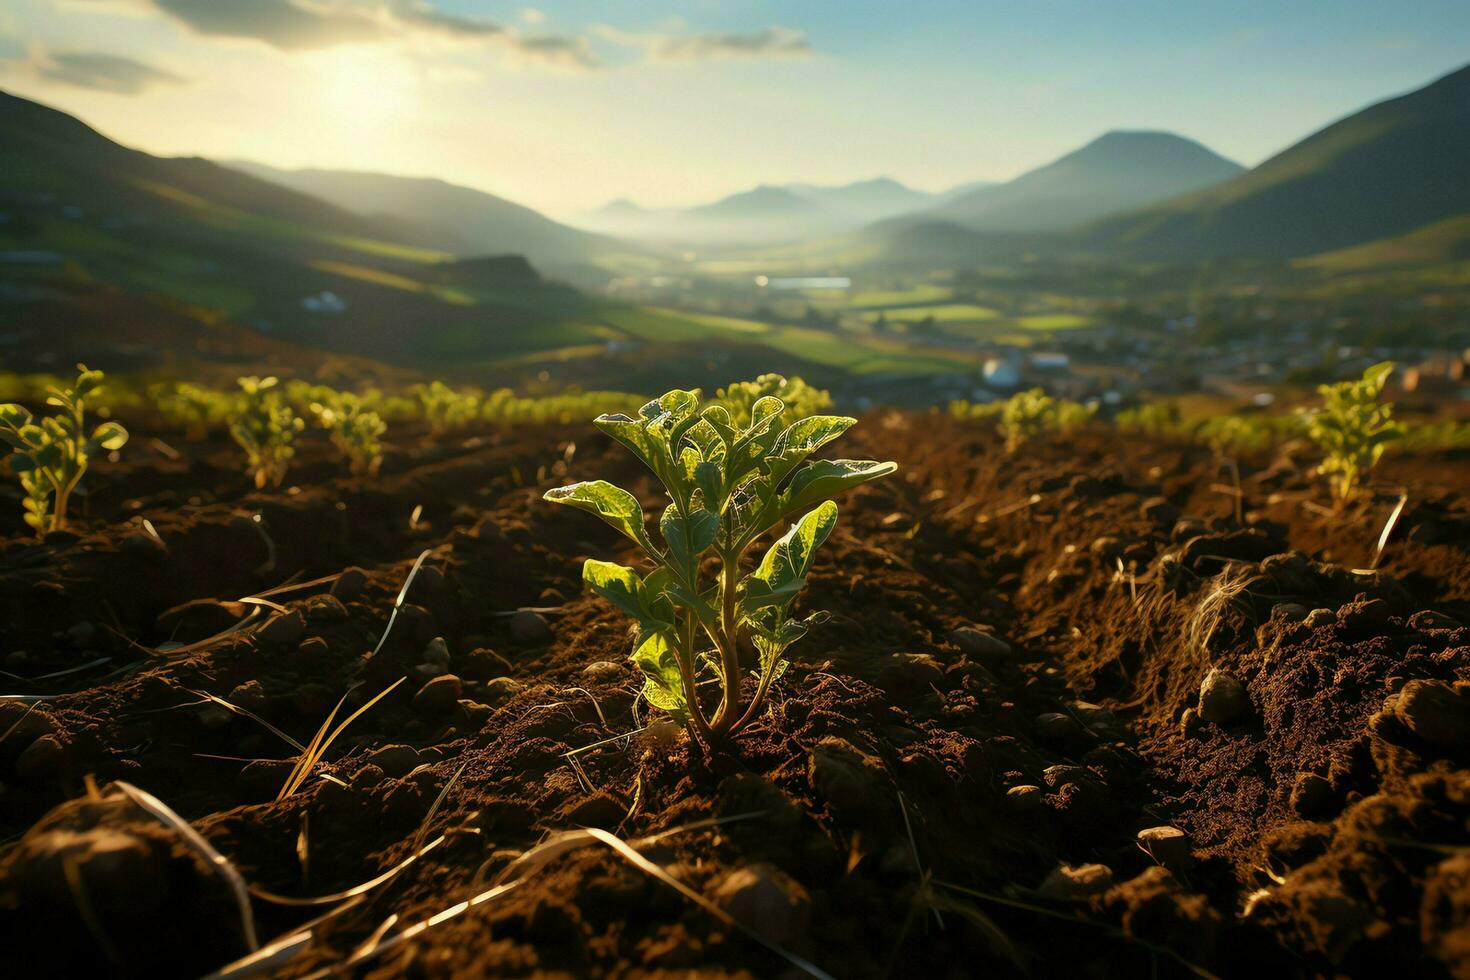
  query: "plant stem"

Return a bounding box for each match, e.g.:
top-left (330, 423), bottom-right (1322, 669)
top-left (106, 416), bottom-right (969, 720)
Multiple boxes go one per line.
top-left (711, 551), bottom-right (743, 733)
top-left (676, 612), bottom-right (715, 746)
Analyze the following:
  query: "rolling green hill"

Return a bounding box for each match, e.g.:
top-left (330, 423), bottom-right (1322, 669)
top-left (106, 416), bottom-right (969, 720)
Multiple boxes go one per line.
top-left (0, 87), bottom-right (610, 364)
top-left (223, 160), bottom-right (630, 276)
top-left (1084, 62), bottom-right (1470, 258)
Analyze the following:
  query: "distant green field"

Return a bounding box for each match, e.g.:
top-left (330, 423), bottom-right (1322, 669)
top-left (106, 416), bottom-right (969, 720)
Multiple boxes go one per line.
top-left (1016, 313), bottom-right (1093, 330)
top-left (598, 306), bottom-right (978, 376)
top-left (848, 284), bottom-right (952, 308)
top-left (865, 303), bottom-right (1001, 323)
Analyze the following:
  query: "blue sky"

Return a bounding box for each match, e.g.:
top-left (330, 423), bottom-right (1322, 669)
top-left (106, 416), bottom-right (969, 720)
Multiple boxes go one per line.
top-left (1, 1), bottom-right (1466, 215)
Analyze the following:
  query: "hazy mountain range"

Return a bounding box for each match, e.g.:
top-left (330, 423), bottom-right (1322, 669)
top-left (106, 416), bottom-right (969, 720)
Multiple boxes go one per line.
top-left (887, 131), bottom-right (1245, 234)
top-left (218, 59), bottom-right (1469, 267)
top-left (578, 177), bottom-right (974, 244)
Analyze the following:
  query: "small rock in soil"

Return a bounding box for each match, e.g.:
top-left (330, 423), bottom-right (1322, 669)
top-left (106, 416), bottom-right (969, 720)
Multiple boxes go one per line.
top-left (1039, 863), bottom-right (1114, 900)
top-left (1303, 608), bottom-right (1336, 630)
top-left (414, 674), bottom-right (463, 714)
top-left (562, 792), bottom-right (627, 829)
top-left (809, 737), bottom-right (888, 824)
top-left (1272, 602), bottom-right (1310, 622)
top-left (422, 637), bottom-right (451, 669)
top-left (300, 594), bottom-right (348, 624)
top-left (1198, 668), bottom-right (1249, 723)
top-left (1070, 700), bottom-right (1122, 737)
top-left (458, 699), bottom-right (493, 726)
top-left (367, 744), bottom-right (421, 778)
top-left (1140, 497), bottom-right (1180, 527)
top-left (1290, 772), bottom-right (1334, 818)
top-left (1005, 785), bottom-right (1044, 812)
top-left (1389, 680), bottom-right (1470, 751)
top-left (509, 610), bottom-right (554, 645)
top-left (1336, 597), bottom-right (1392, 638)
top-left (713, 863), bottom-right (811, 948)
top-left (155, 598), bottom-right (248, 643)
top-left (483, 676), bottom-right (524, 702)
top-left (1409, 610), bottom-right (1462, 632)
top-left (1034, 712), bottom-right (1087, 746)
top-left (949, 626), bottom-right (1011, 661)
top-left (255, 610), bottom-right (304, 648)
top-left (16, 734), bottom-right (66, 779)
top-left (413, 662), bottom-right (446, 683)
top-left (227, 680), bottom-right (267, 712)
top-left (330, 566), bottom-right (368, 601)
top-left (582, 660), bottom-right (622, 681)
top-left (1136, 826), bottom-right (1191, 868)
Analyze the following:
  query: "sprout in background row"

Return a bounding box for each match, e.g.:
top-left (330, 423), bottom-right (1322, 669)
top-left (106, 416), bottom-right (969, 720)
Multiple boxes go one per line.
top-left (230, 376), bottom-right (304, 489)
top-left (0, 365), bottom-right (128, 536)
top-left (1307, 361), bottom-right (1402, 502)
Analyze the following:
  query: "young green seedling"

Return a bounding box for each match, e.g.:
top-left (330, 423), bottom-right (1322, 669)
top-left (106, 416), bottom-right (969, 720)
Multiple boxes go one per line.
top-left (1307, 361), bottom-right (1403, 502)
top-left (229, 376), bottom-right (304, 489)
top-left (309, 391), bottom-right (386, 477)
top-left (152, 381), bottom-right (230, 440)
top-left (0, 364), bottom-right (128, 536)
top-left (416, 381), bottom-right (479, 435)
top-left (714, 374), bottom-right (832, 428)
top-left (999, 388), bottom-right (1057, 452)
top-left (544, 382), bottom-right (897, 748)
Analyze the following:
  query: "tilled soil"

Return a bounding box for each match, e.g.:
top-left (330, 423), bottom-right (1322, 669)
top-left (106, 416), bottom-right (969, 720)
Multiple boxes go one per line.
top-left (0, 413), bottom-right (1466, 978)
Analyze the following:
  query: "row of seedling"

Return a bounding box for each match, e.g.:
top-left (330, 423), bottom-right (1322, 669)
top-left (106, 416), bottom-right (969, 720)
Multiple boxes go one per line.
top-left (951, 364), bottom-right (1406, 501)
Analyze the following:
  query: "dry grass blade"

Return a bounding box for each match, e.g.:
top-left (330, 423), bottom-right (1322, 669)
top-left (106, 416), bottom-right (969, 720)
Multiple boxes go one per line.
top-left (932, 880), bottom-right (1222, 980)
top-left (915, 884), bottom-right (1023, 969)
top-left (0, 700), bottom-right (44, 748)
top-left (277, 677), bottom-right (406, 800)
top-left (897, 791), bottom-right (942, 928)
top-left (565, 725), bottom-right (649, 759)
top-left (114, 780), bottom-right (259, 951)
top-left (370, 549), bottom-right (432, 659)
top-left (412, 763), bottom-right (467, 853)
top-left (1186, 565), bottom-right (1262, 655)
top-left (250, 836), bottom-right (446, 906)
top-left (338, 813), bottom-right (769, 975)
top-left (131, 607), bottom-right (266, 659)
top-left (563, 686), bottom-right (609, 728)
top-left (1372, 492), bottom-right (1408, 570)
top-left (0, 655), bottom-right (112, 683)
top-left (187, 688), bottom-right (306, 752)
top-left (202, 898), bottom-right (368, 980)
top-left (580, 827), bottom-right (835, 980)
top-left (239, 596), bottom-right (290, 615)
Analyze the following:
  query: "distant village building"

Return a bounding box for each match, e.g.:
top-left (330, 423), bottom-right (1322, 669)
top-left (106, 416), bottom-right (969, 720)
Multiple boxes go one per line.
top-left (982, 355), bottom-right (1021, 389)
top-left (302, 290), bottom-right (347, 314)
top-left (1403, 354), bottom-right (1468, 394)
